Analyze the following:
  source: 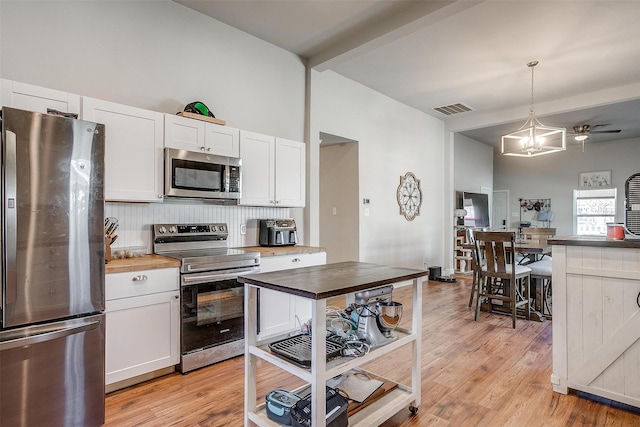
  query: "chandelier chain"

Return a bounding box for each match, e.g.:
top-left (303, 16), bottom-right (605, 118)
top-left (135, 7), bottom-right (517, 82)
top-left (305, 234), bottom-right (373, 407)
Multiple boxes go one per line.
top-left (528, 60), bottom-right (538, 113)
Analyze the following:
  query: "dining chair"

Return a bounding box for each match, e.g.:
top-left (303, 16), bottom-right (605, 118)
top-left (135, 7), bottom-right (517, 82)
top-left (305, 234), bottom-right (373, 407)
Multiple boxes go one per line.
top-left (473, 231), bottom-right (531, 328)
top-left (466, 228), bottom-right (483, 309)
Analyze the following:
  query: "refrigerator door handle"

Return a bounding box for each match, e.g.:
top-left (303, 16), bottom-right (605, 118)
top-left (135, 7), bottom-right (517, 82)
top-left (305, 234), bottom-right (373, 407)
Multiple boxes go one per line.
top-left (4, 130), bottom-right (17, 306)
top-left (0, 319), bottom-right (101, 351)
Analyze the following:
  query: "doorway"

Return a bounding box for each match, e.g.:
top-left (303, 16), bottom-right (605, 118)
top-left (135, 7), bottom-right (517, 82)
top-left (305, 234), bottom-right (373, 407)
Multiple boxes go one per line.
top-left (319, 132), bottom-right (359, 264)
top-left (493, 190), bottom-right (509, 230)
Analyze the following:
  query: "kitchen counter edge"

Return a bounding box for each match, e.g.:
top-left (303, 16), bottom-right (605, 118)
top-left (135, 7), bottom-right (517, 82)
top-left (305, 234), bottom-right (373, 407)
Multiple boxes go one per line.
top-left (238, 245), bottom-right (326, 257)
top-left (549, 236), bottom-right (640, 249)
top-left (105, 254), bottom-right (181, 274)
top-left (105, 247), bottom-right (326, 274)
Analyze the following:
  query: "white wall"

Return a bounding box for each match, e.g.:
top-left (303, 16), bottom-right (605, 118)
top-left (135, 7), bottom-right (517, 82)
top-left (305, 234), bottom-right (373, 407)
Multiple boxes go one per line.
top-left (310, 70), bottom-right (446, 270)
top-left (0, 1), bottom-right (305, 140)
top-left (0, 0), bottom-right (306, 249)
top-left (454, 133), bottom-right (494, 194)
top-left (449, 133), bottom-right (493, 272)
top-left (494, 137), bottom-right (640, 236)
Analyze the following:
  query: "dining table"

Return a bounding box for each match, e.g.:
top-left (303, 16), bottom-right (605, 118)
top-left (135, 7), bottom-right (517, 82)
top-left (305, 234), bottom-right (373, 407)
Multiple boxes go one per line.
top-left (512, 240), bottom-right (552, 264)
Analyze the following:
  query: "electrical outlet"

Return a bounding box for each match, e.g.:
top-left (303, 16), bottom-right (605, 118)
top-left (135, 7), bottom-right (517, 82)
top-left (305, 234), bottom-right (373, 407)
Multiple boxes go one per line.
top-left (332, 207), bottom-right (337, 215)
top-left (240, 224), bottom-right (246, 235)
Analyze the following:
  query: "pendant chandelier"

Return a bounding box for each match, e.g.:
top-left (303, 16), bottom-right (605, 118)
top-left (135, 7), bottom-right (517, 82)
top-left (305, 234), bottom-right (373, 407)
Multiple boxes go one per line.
top-left (501, 61), bottom-right (566, 157)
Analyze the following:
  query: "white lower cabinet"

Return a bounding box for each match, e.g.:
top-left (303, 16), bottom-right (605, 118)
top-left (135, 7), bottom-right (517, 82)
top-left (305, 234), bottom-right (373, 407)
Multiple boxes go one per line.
top-left (106, 268), bottom-right (180, 387)
top-left (258, 252), bottom-right (326, 339)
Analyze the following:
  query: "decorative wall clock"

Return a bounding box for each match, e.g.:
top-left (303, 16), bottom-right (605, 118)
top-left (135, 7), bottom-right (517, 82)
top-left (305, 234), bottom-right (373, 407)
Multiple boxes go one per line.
top-left (396, 172), bottom-right (422, 221)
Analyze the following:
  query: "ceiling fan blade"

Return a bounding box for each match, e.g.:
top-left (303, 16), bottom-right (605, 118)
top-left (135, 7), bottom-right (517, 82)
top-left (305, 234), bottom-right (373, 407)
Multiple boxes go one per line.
top-left (590, 129), bottom-right (621, 134)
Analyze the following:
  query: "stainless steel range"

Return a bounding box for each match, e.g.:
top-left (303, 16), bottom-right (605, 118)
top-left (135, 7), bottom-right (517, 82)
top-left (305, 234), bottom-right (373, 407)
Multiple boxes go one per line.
top-left (153, 223), bottom-right (260, 373)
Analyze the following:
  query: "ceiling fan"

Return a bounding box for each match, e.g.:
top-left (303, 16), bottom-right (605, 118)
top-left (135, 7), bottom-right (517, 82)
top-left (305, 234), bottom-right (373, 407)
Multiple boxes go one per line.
top-left (569, 124), bottom-right (622, 151)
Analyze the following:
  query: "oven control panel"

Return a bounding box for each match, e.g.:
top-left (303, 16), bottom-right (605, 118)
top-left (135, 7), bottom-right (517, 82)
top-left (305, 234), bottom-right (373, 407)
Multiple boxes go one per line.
top-left (154, 223), bottom-right (227, 236)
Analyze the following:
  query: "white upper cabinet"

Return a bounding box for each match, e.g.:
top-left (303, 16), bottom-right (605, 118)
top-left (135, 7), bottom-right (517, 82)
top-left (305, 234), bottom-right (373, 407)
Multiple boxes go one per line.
top-left (0, 79), bottom-right (81, 115)
top-left (275, 137), bottom-right (306, 207)
top-left (82, 97), bottom-right (164, 202)
top-left (205, 122), bottom-right (240, 158)
top-left (164, 114), bottom-right (239, 158)
top-left (240, 131), bottom-right (275, 206)
top-left (240, 130), bottom-right (305, 207)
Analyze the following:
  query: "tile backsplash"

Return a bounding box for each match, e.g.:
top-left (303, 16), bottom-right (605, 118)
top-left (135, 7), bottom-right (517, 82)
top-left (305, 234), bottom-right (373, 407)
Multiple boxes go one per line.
top-left (105, 202), bottom-right (290, 252)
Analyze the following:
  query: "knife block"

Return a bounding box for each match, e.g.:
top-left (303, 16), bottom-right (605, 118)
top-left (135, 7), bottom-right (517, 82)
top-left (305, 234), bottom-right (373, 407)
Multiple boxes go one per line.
top-left (105, 237), bottom-right (112, 263)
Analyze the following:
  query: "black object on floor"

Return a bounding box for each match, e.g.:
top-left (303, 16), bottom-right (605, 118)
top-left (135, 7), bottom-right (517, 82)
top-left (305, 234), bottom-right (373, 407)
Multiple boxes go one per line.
top-left (428, 266), bottom-right (441, 280)
top-left (436, 275), bottom-right (457, 283)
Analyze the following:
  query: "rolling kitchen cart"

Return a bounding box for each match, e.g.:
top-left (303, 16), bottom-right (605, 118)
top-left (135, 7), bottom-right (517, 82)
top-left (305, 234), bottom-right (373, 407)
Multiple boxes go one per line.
top-left (239, 261), bottom-right (426, 426)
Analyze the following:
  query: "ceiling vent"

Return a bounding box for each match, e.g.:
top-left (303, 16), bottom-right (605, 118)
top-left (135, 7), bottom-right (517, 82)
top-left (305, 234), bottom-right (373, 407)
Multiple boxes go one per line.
top-left (432, 102), bottom-right (474, 116)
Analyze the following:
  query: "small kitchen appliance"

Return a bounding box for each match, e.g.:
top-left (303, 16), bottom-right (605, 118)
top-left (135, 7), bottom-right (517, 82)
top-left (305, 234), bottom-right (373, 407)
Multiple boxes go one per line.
top-left (266, 389), bottom-right (301, 425)
top-left (353, 285), bottom-right (403, 348)
top-left (164, 147), bottom-right (241, 202)
top-left (259, 218), bottom-right (298, 247)
top-left (290, 387), bottom-right (348, 427)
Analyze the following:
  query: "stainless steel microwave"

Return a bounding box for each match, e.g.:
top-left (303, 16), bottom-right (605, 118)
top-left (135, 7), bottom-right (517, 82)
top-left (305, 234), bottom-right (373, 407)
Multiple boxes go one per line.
top-left (164, 148), bottom-right (241, 201)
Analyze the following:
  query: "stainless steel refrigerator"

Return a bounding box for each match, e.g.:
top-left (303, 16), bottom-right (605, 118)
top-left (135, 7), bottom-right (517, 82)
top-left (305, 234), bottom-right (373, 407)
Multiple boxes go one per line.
top-left (0, 107), bottom-right (106, 427)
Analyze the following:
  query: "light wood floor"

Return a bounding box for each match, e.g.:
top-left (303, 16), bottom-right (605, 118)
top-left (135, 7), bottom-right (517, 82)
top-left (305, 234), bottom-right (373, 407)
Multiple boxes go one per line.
top-left (104, 275), bottom-right (640, 426)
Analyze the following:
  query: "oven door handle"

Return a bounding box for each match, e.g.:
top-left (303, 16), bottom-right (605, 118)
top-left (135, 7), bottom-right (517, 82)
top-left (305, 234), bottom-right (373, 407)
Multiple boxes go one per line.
top-left (181, 267), bottom-right (260, 285)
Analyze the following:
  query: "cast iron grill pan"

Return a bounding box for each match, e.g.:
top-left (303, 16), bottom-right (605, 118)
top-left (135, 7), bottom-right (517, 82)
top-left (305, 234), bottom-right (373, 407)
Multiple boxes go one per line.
top-left (268, 334), bottom-right (344, 367)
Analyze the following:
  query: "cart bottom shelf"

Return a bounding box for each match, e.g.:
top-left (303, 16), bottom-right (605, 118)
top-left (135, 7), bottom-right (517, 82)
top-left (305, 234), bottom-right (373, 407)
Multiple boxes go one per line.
top-left (247, 386), bottom-right (416, 426)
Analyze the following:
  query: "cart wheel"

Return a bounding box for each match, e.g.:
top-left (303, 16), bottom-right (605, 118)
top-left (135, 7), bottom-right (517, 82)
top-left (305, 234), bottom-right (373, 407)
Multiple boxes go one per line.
top-left (409, 406), bottom-right (418, 415)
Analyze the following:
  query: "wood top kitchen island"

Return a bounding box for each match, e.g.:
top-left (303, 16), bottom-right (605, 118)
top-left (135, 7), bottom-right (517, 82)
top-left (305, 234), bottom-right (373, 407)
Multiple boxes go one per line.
top-left (549, 236), bottom-right (640, 409)
top-left (239, 261), bottom-right (428, 426)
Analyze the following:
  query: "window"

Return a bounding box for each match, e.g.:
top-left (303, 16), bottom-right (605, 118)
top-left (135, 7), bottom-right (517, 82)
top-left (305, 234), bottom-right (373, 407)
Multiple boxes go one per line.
top-left (574, 188), bottom-right (617, 236)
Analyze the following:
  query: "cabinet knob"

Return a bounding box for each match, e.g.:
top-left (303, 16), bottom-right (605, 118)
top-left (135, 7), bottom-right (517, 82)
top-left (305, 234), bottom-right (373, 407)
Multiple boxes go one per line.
top-left (637, 291), bottom-right (640, 309)
top-left (174, 295), bottom-right (179, 299)
top-left (132, 275), bottom-right (148, 282)
top-left (292, 258), bottom-right (301, 263)
top-left (200, 146), bottom-right (205, 151)
top-left (206, 147), bottom-right (211, 152)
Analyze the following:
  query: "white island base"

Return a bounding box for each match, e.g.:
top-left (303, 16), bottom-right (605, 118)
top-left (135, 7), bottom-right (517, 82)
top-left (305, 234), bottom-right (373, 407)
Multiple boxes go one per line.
top-left (550, 238), bottom-right (640, 409)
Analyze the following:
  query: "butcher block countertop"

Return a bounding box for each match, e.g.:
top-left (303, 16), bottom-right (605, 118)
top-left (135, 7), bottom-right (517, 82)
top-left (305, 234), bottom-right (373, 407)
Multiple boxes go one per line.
top-left (238, 261), bottom-right (427, 300)
top-left (105, 255), bottom-right (181, 274)
top-left (239, 245), bottom-right (326, 256)
top-left (105, 246), bottom-right (325, 274)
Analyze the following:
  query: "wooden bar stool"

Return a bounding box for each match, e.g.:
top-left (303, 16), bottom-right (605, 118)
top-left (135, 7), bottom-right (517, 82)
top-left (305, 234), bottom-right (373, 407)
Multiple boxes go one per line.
top-left (526, 257), bottom-right (552, 317)
top-left (473, 231), bottom-right (531, 328)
